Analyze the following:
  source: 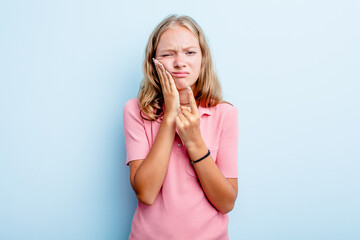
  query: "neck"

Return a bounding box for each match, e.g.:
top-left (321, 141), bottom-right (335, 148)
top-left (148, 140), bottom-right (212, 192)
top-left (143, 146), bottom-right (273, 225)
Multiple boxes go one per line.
top-left (178, 89), bottom-right (190, 105)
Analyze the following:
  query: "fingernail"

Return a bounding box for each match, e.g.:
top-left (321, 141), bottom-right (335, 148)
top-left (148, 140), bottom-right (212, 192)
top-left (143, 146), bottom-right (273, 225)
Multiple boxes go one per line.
top-left (152, 58), bottom-right (156, 63)
top-left (187, 85), bottom-right (192, 91)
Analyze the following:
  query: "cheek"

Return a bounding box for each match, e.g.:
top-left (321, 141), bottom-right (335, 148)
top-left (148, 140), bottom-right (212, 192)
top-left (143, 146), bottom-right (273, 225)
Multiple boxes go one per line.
top-left (160, 60), bottom-right (172, 71)
top-left (193, 58), bottom-right (202, 75)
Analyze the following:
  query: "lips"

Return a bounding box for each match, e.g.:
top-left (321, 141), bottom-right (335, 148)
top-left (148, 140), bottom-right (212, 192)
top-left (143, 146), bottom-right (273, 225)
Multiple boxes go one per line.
top-left (171, 71), bottom-right (189, 78)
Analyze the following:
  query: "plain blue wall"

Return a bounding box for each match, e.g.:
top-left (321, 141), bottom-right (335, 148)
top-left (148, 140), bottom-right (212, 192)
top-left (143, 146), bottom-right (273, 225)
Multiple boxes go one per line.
top-left (1, 0), bottom-right (359, 239)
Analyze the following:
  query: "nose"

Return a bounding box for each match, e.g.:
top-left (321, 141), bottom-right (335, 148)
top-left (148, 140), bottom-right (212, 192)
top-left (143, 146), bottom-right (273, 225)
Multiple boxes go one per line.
top-left (174, 54), bottom-right (186, 69)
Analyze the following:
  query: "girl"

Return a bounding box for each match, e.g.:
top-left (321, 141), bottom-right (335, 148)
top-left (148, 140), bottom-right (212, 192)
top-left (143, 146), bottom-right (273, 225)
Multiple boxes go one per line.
top-left (123, 15), bottom-right (239, 239)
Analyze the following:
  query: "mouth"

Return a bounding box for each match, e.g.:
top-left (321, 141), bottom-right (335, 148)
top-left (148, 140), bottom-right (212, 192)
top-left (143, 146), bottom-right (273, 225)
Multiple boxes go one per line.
top-left (171, 71), bottom-right (189, 78)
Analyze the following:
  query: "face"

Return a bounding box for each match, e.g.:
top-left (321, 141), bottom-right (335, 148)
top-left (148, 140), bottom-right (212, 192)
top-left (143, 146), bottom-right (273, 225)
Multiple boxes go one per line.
top-left (155, 26), bottom-right (202, 90)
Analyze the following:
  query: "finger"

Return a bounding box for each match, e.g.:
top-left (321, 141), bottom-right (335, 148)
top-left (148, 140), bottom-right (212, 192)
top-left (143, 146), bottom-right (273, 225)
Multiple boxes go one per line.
top-left (175, 116), bottom-right (182, 128)
top-left (154, 59), bottom-right (169, 90)
top-left (153, 58), bottom-right (162, 77)
top-left (165, 70), bottom-right (177, 92)
top-left (181, 107), bottom-right (193, 119)
top-left (153, 58), bottom-right (162, 73)
top-left (158, 62), bottom-right (172, 90)
top-left (160, 68), bottom-right (170, 90)
top-left (187, 86), bottom-right (198, 115)
top-left (177, 113), bottom-right (187, 122)
top-left (159, 62), bottom-right (176, 95)
top-left (157, 60), bottom-right (168, 83)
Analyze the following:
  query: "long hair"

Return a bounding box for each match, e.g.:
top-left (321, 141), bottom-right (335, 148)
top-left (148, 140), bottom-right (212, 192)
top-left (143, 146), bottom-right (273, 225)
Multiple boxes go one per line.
top-left (138, 14), bottom-right (223, 121)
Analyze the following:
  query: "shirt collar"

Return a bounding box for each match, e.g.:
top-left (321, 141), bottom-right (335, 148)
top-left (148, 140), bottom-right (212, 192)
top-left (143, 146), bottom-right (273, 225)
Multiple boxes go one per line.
top-left (198, 105), bottom-right (212, 117)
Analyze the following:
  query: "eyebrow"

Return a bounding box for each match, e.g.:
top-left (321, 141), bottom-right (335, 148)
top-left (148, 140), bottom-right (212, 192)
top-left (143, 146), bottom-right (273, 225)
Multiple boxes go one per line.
top-left (158, 46), bottom-right (199, 52)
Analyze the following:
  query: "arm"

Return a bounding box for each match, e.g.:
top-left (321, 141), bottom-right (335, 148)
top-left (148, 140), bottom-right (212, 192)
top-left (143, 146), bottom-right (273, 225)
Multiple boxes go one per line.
top-left (175, 87), bottom-right (238, 214)
top-left (129, 59), bottom-right (179, 205)
top-left (187, 143), bottom-right (238, 214)
top-left (129, 118), bottom-right (175, 205)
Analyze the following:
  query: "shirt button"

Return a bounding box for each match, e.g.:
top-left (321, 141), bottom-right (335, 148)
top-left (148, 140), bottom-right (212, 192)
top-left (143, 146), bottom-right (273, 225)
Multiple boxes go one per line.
top-left (178, 143), bottom-right (182, 147)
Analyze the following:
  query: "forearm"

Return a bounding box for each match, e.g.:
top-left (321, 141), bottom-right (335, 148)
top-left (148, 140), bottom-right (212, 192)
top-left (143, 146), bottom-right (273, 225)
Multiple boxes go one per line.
top-left (187, 143), bottom-right (238, 214)
top-left (132, 118), bottom-right (176, 205)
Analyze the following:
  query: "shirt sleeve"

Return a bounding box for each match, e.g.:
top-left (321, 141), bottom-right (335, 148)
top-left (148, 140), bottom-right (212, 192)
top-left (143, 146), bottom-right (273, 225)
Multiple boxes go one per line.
top-left (123, 98), bottom-right (151, 165)
top-left (216, 105), bottom-right (239, 178)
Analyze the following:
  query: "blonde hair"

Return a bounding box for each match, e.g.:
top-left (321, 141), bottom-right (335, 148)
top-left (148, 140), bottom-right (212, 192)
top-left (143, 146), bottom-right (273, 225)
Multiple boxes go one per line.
top-left (138, 14), bottom-right (223, 121)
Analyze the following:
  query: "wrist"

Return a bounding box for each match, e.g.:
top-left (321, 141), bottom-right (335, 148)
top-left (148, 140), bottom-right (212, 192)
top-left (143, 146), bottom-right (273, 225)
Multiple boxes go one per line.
top-left (161, 114), bottom-right (176, 128)
top-left (163, 109), bottom-right (179, 121)
top-left (190, 149), bottom-right (210, 165)
top-left (186, 140), bottom-right (208, 161)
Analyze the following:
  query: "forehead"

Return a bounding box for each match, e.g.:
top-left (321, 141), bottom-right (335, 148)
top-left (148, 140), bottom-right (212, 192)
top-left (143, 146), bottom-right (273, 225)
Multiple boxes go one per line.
top-left (157, 26), bottom-right (200, 50)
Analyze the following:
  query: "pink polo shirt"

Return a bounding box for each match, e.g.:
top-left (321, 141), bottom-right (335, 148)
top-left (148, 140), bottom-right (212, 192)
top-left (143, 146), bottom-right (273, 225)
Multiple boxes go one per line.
top-left (123, 98), bottom-right (238, 240)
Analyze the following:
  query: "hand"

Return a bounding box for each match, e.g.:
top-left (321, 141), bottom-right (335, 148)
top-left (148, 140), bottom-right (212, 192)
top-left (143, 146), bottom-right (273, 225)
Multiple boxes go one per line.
top-left (175, 86), bottom-right (204, 148)
top-left (153, 58), bottom-right (180, 121)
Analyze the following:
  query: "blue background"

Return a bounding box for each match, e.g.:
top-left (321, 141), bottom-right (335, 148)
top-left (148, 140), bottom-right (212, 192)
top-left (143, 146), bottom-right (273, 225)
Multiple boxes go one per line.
top-left (1, 0), bottom-right (359, 239)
